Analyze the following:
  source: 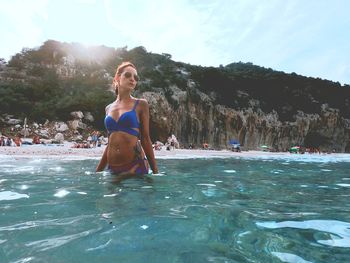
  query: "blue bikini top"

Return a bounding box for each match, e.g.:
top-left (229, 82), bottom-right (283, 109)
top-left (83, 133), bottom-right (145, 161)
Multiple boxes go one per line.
top-left (104, 100), bottom-right (140, 138)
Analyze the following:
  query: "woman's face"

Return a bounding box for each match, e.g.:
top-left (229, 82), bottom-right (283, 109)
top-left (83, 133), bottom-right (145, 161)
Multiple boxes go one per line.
top-left (117, 66), bottom-right (138, 91)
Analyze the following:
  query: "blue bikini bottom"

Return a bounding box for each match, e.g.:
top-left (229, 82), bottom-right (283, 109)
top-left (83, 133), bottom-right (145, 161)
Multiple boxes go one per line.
top-left (108, 158), bottom-right (148, 175)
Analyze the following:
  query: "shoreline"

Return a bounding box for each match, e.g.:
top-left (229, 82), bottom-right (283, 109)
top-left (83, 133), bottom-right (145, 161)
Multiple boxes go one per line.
top-left (0, 143), bottom-right (350, 162)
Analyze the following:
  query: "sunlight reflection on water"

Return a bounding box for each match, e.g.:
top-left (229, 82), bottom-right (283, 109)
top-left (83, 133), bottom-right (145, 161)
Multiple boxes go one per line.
top-left (1, 156), bottom-right (350, 262)
top-left (257, 219), bottom-right (350, 248)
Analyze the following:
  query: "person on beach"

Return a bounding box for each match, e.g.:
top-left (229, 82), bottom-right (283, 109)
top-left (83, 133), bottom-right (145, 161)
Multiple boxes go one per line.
top-left (14, 135), bottom-right (22, 147)
top-left (32, 135), bottom-right (40, 144)
top-left (6, 137), bottom-right (12, 147)
top-left (96, 62), bottom-right (158, 177)
top-left (91, 131), bottom-right (98, 148)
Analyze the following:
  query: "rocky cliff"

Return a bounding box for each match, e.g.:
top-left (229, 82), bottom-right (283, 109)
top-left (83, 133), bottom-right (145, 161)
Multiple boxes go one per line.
top-left (1, 41), bottom-right (350, 152)
top-left (142, 87), bottom-right (350, 152)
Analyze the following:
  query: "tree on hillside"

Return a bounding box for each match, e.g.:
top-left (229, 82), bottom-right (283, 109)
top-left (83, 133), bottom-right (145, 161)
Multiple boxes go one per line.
top-left (0, 58), bottom-right (6, 66)
top-left (1, 39), bottom-right (350, 130)
top-left (7, 51), bottom-right (27, 70)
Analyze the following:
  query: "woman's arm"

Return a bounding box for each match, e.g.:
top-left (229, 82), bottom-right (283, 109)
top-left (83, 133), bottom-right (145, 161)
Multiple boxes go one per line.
top-left (139, 99), bottom-right (158, 174)
top-left (96, 145), bottom-right (108, 172)
top-left (96, 104), bottom-right (112, 172)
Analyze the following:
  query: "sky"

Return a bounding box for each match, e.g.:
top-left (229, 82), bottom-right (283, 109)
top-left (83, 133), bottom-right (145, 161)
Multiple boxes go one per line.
top-left (0, 0), bottom-right (349, 85)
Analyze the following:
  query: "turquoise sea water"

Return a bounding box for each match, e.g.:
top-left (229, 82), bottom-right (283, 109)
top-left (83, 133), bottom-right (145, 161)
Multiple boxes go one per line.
top-left (1, 154), bottom-right (350, 262)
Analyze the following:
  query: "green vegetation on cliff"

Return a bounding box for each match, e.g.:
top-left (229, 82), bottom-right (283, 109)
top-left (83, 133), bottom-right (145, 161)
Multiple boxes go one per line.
top-left (1, 39), bottom-right (349, 129)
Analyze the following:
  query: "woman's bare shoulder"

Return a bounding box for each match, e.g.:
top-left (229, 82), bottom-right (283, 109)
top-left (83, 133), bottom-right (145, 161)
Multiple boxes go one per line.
top-left (137, 98), bottom-right (149, 107)
top-left (105, 103), bottom-right (114, 114)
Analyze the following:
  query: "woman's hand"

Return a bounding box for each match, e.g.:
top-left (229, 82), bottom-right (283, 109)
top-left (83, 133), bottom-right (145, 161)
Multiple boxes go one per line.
top-left (96, 167), bottom-right (103, 173)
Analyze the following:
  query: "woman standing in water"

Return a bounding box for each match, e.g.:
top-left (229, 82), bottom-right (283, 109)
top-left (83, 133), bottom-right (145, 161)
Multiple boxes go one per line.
top-left (96, 62), bottom-right (158, 176)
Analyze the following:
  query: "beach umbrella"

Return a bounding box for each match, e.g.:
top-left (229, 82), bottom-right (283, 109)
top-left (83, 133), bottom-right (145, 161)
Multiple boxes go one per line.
top-left (229, 139), bottom-right (240, 145)
top-left (229, 139), bottom-right (240, 151)
top-left (289, 146), bottom-right (300, 153)
top-left (259, 145), bottom-right (270, 152)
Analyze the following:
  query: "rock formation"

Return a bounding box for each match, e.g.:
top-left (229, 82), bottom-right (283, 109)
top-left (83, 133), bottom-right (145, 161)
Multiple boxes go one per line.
top-left (1, 41), bottom-right (349, 152)
top-left (143, 88), bottom-right (350, 152)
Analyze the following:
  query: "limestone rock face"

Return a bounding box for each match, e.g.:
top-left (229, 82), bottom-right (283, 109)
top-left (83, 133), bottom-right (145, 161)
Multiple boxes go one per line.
top-left (84, 112), bottom-right (94, 122)
top-left (20, 128), bottom-right (30, 137)
top-left (39, 129), bottom-right (49, 138)
top-left (145, 92), bottom-right (350, 152)
top-left (55, 122), bottom-right (69, 132)
top-left (71, 135), bottom-right (83, 141)
top-left (6, 119), bottom-right (22, 125)
top-left (69, 120), bottom-right (87, 130)
top-left (143, 92), bottom-right (174, 141)
top-left (54, 133), bottom-right (64, 143)
top-left (70, 111), bottom-right (84, 119)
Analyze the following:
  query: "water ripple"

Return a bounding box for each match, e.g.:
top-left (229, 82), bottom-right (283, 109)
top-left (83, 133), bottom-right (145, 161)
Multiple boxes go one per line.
top-left (257, 219), bottom-right (350, 248)
top-left (272, 252), bottom-right (313, 263)
top-left (86, 238), bottom-right (112, 251)
top-left (53, 189), bottom-right (70, 198)
top-left (0, 191), bottom-right (29, 201)
top-left (0, 215), bottom-right (96, 231)
top-left (25, 228), bottom-right (101, 252)
top-left (11, 256), bottom-right (35, 263)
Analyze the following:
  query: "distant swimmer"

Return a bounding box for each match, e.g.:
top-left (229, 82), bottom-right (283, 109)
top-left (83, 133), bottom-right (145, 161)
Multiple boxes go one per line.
top-left (96, 62), bottom-right (158, 178)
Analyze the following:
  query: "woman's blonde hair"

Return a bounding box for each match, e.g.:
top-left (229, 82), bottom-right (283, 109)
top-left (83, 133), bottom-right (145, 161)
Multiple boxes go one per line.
top-left (113, 61), bottom-right (137, 96)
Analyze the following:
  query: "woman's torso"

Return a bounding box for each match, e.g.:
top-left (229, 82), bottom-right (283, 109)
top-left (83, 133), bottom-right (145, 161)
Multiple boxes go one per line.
top-left (105, 99), bottom-right (144, 166)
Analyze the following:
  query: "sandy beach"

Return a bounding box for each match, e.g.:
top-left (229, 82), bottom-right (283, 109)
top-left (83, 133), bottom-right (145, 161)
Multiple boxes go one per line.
top-left (0, 142), bottom-right (278, 158)
top-left (1, 143), bottom-right (350, 162)
top-left (0, 143), bottom-right (241, 158)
